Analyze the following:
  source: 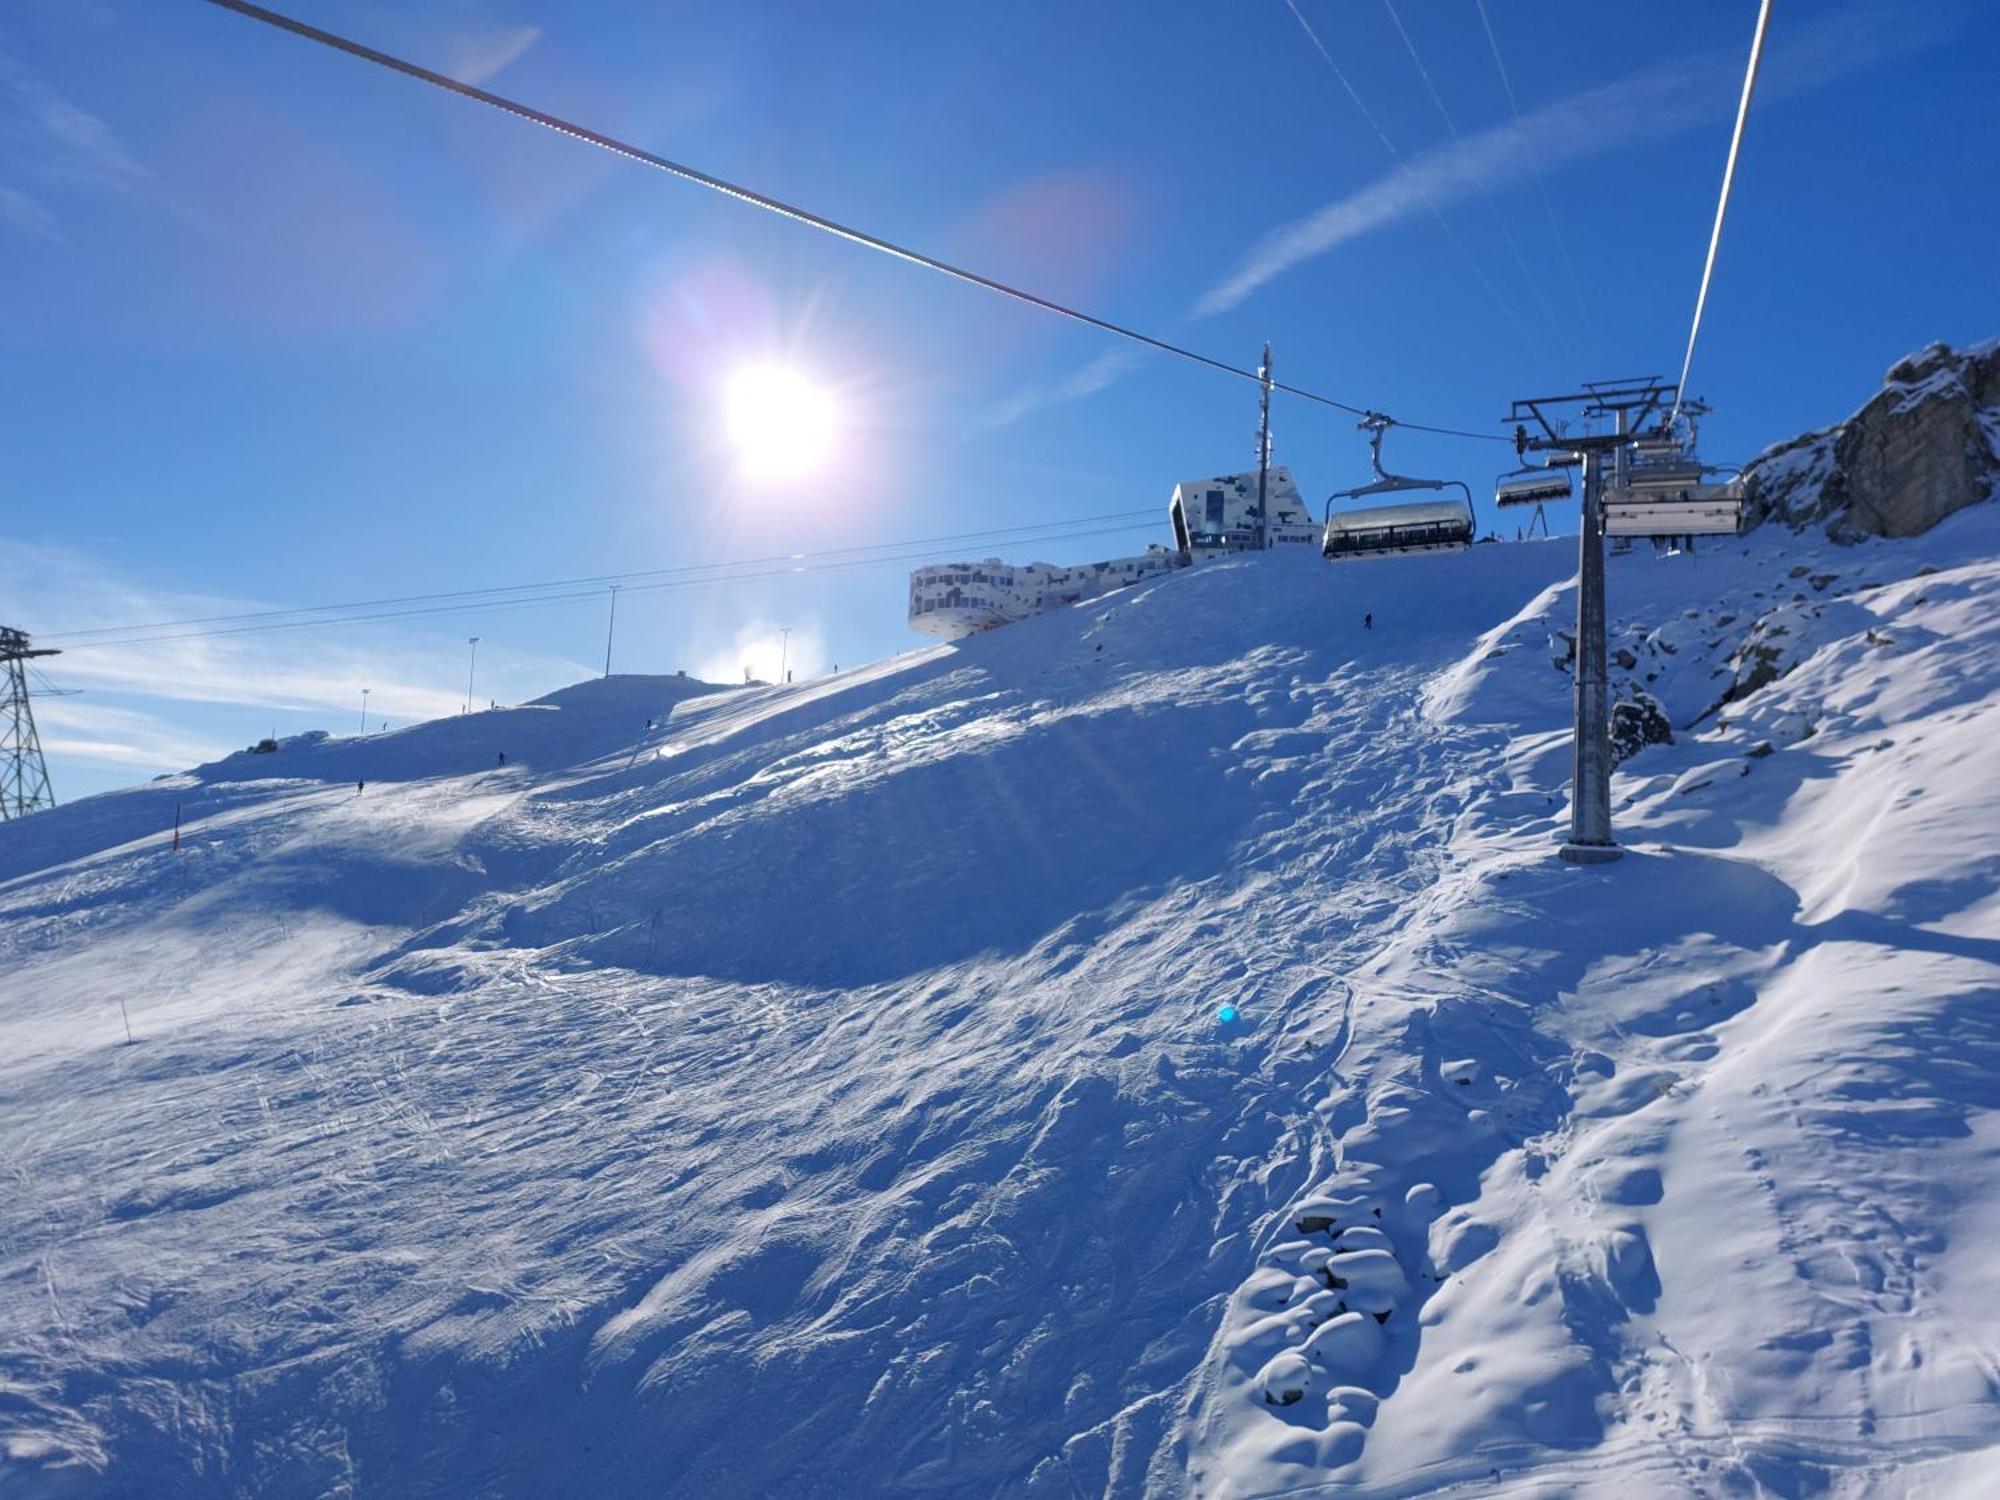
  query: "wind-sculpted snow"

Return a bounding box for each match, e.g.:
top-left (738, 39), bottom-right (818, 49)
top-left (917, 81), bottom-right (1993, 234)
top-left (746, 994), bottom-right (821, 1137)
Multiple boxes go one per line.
top-left (1, 513), bottom-right (1997, 1497)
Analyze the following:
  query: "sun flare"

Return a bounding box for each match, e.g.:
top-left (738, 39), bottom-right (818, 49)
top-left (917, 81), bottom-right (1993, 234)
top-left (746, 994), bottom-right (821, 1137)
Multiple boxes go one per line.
top-left (725, 364), bottom-right (837, 480)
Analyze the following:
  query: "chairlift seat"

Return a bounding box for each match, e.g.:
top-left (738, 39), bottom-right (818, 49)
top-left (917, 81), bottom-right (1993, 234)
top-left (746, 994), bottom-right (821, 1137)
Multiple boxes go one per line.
top-left (1495, 472), bottom-right (1573, 507)
top-left (1602, 482), bottom-right (1743, 538)
top-left (1622, 461), bottom-right (1705, 493)
top-left (1322, 498), bottom-right (1474, 561)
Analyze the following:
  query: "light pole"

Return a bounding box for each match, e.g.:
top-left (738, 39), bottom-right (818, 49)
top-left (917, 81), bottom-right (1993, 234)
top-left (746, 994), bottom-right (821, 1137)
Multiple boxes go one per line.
top-left (778, 626), bottom-right (791, 684)
top-left (360, 687), bottom-right (370, 736)
top-left (603, 585), bottom-right (619, 679)
top-left (465, 637), bottom-right (480, 714)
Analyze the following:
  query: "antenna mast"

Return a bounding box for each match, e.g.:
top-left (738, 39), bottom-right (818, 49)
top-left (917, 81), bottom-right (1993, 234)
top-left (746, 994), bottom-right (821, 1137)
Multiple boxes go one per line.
top-left (1256, 344), bottom-right (1273, 551)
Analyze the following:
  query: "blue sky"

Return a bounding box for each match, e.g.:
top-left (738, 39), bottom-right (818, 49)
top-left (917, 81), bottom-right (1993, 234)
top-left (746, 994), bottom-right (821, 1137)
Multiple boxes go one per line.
top-left (3, 0), bottom-right (1995, 799)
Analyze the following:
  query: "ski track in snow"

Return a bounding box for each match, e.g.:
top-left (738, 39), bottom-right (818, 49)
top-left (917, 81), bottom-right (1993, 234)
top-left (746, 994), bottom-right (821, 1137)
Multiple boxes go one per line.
top-left (1, 511), bottom-right (1997, 1497)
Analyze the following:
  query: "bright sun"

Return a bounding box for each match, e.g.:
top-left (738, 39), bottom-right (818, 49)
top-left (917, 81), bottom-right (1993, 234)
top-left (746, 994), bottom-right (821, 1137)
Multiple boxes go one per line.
top-left (725, 365), bottom-right (837, 480)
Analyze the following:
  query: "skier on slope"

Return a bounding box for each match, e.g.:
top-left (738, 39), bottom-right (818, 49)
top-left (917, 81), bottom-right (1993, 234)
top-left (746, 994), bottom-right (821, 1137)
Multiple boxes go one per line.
top-left (1364, 612), bottom-right (1373, 630)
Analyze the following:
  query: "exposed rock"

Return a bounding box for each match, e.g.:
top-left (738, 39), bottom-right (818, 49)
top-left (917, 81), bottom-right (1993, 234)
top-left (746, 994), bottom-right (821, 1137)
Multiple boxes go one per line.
top-left (1720, 632), bottom-right (1794, 709)
top-left (1744, 337), bottom-right (1999, 540)
top-left (1609, 691), bottom-right (1673, 766)
top-left (1548, 631), bottom-right (1575, 674)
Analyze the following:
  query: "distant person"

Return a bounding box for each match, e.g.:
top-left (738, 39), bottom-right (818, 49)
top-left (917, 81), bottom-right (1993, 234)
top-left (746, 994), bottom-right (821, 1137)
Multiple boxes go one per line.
top-left (1363, 612), bottom-right (1373, 630)
top-left (497, 751), bottom-right (506, 766)
top-left (356, 779), bottom-right (364, 794)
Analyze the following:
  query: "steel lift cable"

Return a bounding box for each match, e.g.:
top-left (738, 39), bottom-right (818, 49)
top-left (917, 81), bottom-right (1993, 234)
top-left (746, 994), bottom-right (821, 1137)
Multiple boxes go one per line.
top-left (1673, 0), bottom-right (1773, 422)
top-left (1468, 0), bottom-right (1601, 354)
top-left (198, 0), bottom-right (1504, 444)
top-left (1377, 0), bottom-right (1562, 333)
top-left (1279, 0), bottom-right (1540, 355)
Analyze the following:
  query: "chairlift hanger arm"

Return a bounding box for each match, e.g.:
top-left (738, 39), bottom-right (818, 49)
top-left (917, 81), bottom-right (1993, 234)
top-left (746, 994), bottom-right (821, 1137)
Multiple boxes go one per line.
top-left (1324, 413), bottom-right (1456, 521)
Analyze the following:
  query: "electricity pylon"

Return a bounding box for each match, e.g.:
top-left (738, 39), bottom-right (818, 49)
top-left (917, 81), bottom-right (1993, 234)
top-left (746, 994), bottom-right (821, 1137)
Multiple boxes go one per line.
top-left (0, 628), bottom-right (57, 819)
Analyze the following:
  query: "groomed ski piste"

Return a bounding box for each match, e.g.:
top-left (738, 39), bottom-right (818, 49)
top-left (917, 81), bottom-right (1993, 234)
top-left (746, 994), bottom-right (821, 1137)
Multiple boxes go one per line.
top-left (2, 498), bottom-right (1997, 1495)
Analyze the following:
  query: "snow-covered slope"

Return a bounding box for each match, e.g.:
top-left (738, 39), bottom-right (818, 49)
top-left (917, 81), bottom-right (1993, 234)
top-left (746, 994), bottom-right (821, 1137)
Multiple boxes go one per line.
top-left (2, 505), bottom-right (1997, 1496)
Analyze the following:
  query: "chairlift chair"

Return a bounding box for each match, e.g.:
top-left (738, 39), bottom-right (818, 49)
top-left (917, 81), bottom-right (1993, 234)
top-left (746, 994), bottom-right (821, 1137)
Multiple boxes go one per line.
top-left (1321, 414), bottom-right (1477, 561)
top-left (1494, 468), bottom-right (1573, 508)
top-left (1602, 476), bottom-right (1745, 538)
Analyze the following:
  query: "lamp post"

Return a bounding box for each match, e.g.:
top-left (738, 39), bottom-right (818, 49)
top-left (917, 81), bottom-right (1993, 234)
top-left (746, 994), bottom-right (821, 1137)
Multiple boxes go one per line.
top-left (466, 637), bottom-right (480, 714)
top-left (360, 687), bottom-right (370, 736)
top-left (778, 626), bottom-right (791, 684)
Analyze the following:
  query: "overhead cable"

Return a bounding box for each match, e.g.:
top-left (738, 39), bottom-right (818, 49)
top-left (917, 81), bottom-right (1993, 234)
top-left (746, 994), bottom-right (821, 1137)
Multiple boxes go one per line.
top-left (1468, 0), bottom-right (1600, 353)
top-left (1377, 0), bottom-right (1560, 332)
top-left (1673, 0), bottom-right (1773, 420)
top-left (43, 509), bottom-right (1159, 643)
top-left (1281, 0), bottom-right (1537, 357)
top-left (197, 0), bottom-right (1505, 444)
top-left (50, 519), bottom-right (1166, 652)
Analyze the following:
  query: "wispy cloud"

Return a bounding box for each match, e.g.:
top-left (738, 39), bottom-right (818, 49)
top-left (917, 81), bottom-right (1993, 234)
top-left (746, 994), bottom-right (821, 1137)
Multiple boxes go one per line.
top-left (0, 45), bottom-right (147, 191)
top-left (984, 347), bottom-right (1142, 428)
top-left (33, 699), bottom-right (224, 774)
top-left (443, 24), bottom-right (542, 86)
top-left (0, 184), bottom-right (55, 238)
top-left (991, 1), bottom-right (1975, 424)
top-left (0, 42), bottom-right (149, 239)
top-left (1197, 0), bottom-right (1970, 318)
top-left (0, 540), bottom-right (596, 781)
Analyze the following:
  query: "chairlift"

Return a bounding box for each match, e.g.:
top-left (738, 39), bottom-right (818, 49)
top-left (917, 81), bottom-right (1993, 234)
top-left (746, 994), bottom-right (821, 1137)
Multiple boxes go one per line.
top-left (1602, 478), bottom-right (1745, 538)
top-left (1324, 499), bottom-right (1476, 561)
top-left (1622, 458), bottom-right (1706, 493)
top-left (1494, 467), bottom-right (1573, 508)
top-left (1622, 420), bottom-right (1707, 492)
top-left (1321, 413), bottom-right (1477, 561)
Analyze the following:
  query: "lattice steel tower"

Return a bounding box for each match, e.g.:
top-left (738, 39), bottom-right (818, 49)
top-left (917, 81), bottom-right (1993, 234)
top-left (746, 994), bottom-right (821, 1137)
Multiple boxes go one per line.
top-left (0, 627), bottom-right (57, 819)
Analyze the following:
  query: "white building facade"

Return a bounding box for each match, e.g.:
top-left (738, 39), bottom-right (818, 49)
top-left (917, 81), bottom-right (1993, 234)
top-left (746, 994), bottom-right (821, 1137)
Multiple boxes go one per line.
top-left (1167, 467), bottom-right (1319, 560)
top-left (906, 466), bottom-right (1320, 642)
top-left (907, 548), bottom-right (1184, 640)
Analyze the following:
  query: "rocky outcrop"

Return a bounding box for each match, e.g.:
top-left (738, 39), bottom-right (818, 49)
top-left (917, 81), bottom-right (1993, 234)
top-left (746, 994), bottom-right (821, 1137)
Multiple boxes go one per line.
top-left (1744, 337), bottom-right (1999, 541)
top-left (1609, 691), bottom-right (1673, 766)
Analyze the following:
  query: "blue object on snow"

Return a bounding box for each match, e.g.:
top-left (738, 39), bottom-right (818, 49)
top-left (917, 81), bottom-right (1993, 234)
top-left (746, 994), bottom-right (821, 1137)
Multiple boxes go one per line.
top-left (1217, 1004), bottom-right (1239, 1025)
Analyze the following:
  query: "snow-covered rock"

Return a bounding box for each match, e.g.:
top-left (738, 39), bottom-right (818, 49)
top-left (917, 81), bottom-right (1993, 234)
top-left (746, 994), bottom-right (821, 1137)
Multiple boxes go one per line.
top-left (1746, 335), bottom-right (2000, 539)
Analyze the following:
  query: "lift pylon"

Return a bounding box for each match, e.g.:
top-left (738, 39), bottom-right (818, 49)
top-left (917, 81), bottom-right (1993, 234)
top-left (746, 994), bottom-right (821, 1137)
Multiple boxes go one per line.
top-left (0, 628), bottom-right (58, 820)
top-left (1504, 379), bottom-right (1682, 864)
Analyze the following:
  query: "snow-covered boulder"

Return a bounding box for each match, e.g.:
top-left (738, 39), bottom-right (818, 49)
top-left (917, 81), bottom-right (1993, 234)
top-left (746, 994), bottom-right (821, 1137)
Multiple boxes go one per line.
top-left (1259, 1351), bottom-right (1313, 1406)
top-left (1325, 1248), bottom-right (1410, 1316)
top-left (1301, 1311), bottom-right (1384, 1375)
